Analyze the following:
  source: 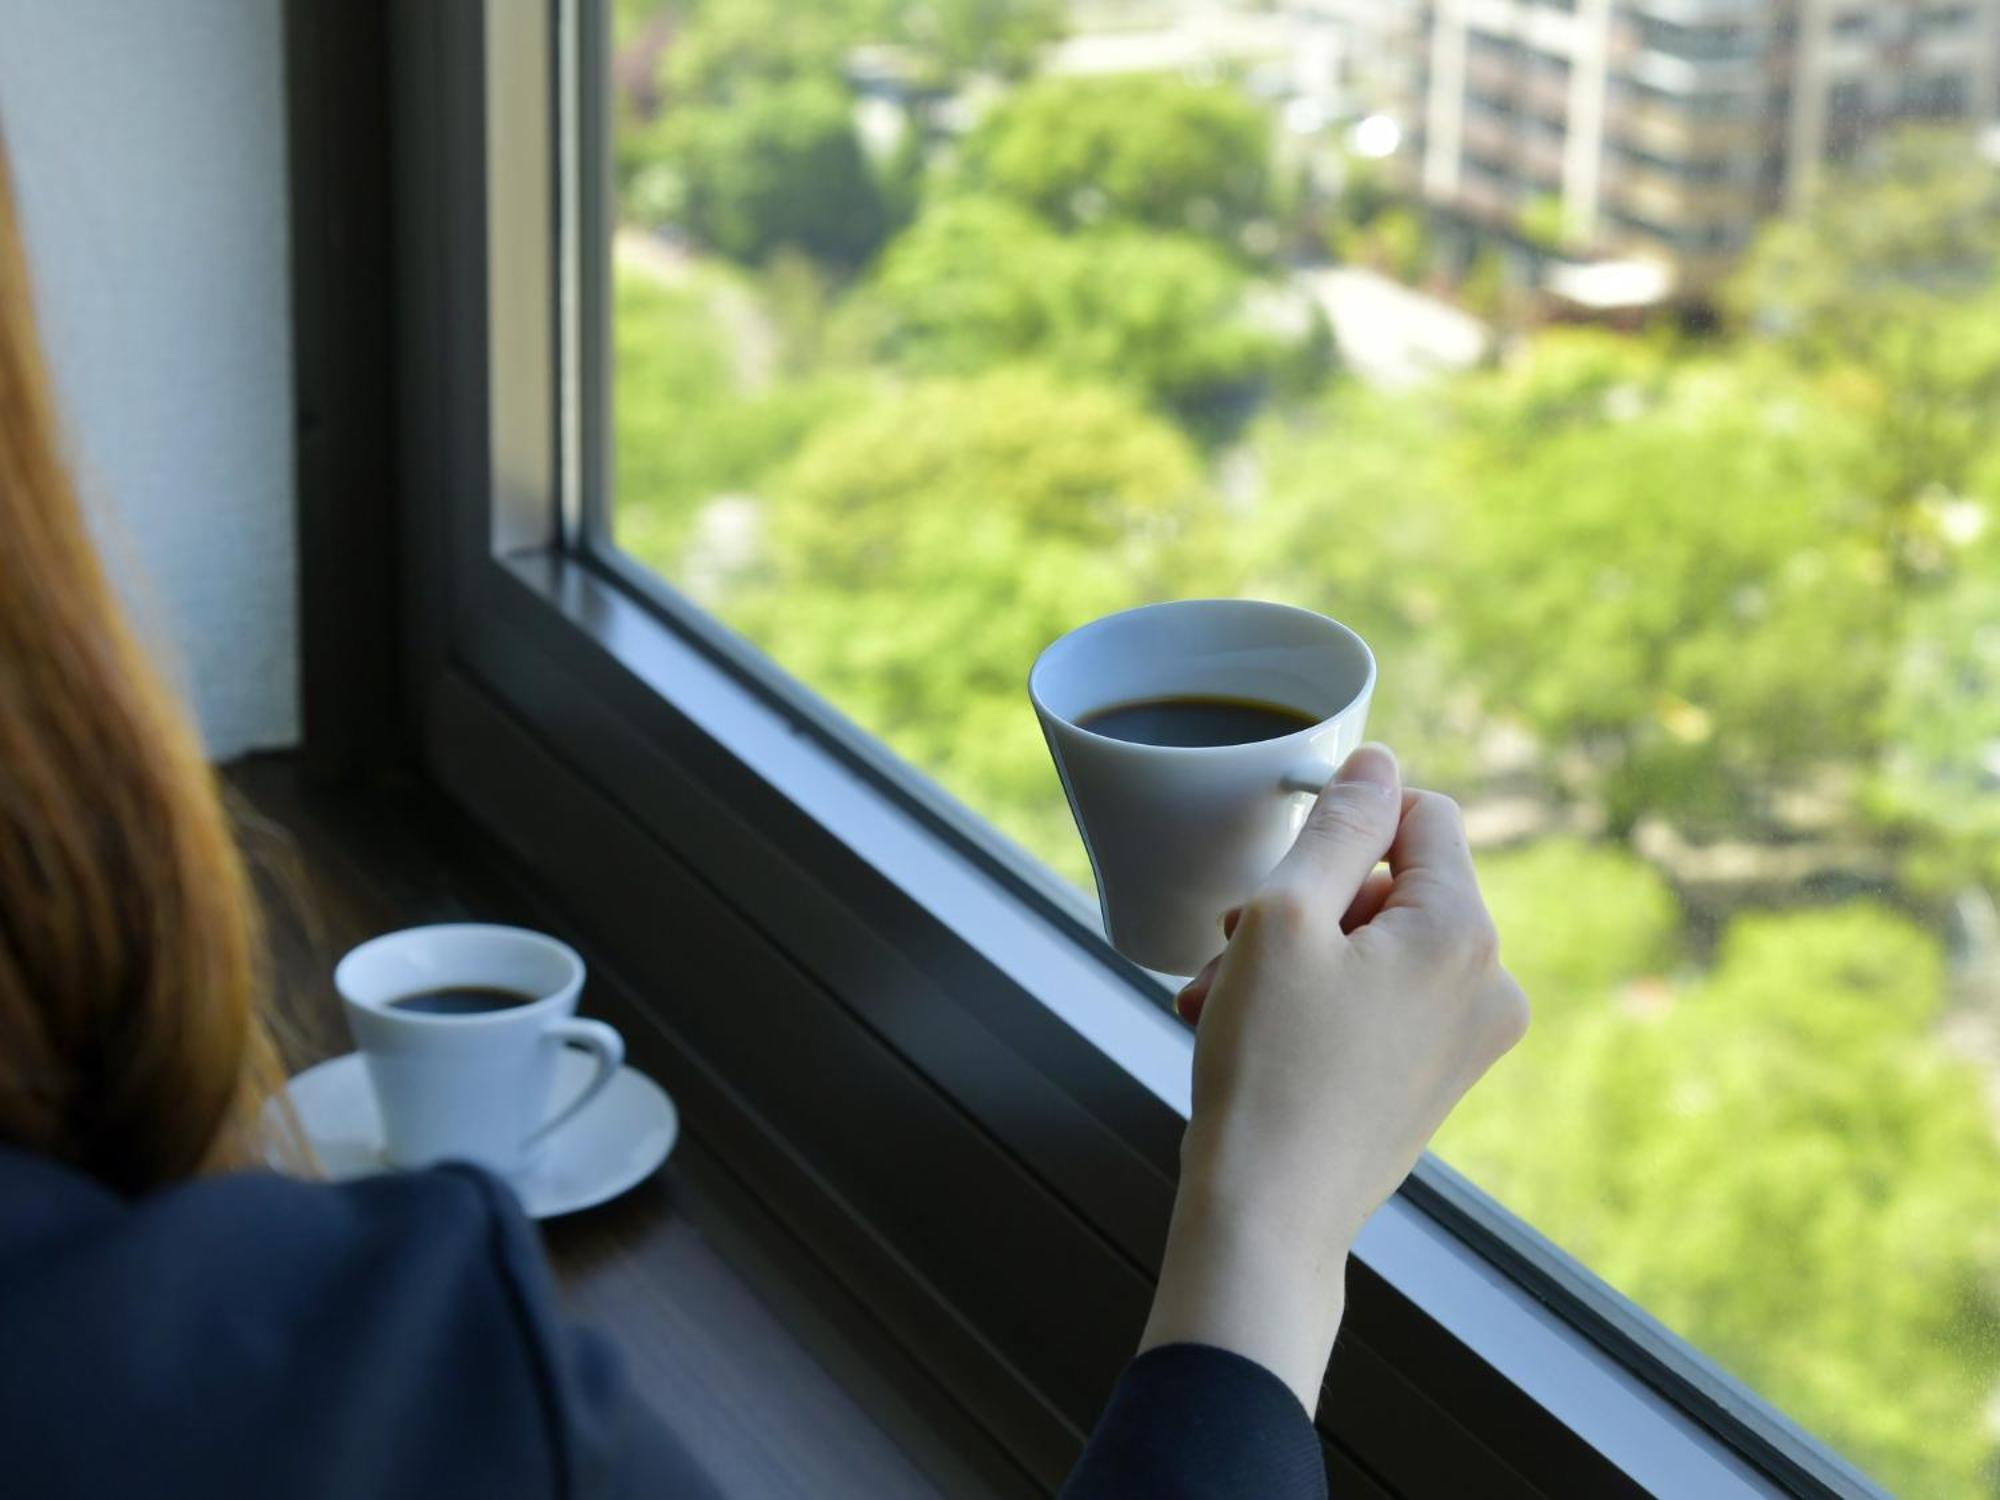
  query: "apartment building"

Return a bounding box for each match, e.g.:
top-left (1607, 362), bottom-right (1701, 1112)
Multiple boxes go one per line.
top-left (1411, 0), bottom-right (2000, 291)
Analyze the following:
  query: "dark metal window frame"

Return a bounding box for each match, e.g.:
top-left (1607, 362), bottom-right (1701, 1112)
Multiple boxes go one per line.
top-left (365, 2), bottom-right (1889, 1493)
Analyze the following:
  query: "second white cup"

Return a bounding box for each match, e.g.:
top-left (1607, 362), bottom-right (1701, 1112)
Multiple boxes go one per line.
top-left (335, 924), bottom-right (624, 1176)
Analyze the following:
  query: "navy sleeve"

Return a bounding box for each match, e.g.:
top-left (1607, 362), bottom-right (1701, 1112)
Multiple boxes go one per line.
top-left (0, 1151), bottom-right (715, 1500)
top-left (1061, 1344), bottom-right (1328, 1500)
top-left (441, 1164), bottom-right (727, 1500)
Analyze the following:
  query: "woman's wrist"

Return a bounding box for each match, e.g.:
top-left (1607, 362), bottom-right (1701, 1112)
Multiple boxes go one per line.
top-left (1139, 1154), bottom-right (1354, 1415)
top-left (1178, 1114), bottom-right (1372, 1255)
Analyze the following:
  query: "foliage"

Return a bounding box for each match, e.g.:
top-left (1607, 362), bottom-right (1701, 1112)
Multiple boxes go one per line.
top-left (957, 74), bottom-right (1274, 248)
top-left (640, 76), bottom-right (890, 266)
top-left (726, 367), bottom-right (1209, 873)
top-left (1519, 192), bottom-right (1568, 253)
top-left (659, 0), bottom-right (859, 102)
top-left (1331, 150), bottom-right (1396, 234)
top-left (876, 0), bottom-right (1065, 86)
top-left (1473, 840), bottom-right (1680, 1010)
top-left (1457, 245), bottom-right (1508, 323)
top-left (1245, 333), bottom-right (1905, 833)
top-left (612, 0), bottom-right (669, 50)
top-left (1732, 138), bottom-right (2000, 528)
top-left (1730, 129), bottom-right (2000, 346)
top-left (853, 196), bottom-right (1323, 429)
top-left (1439, 905), bottom-right (2000, 1498)
top-left (1438, 340), bottom-right (1899, 830)
top-left (1339, 203), bottom-right (1432, 282)
top-left (1869, 529), bottom-right (2000, 892)
top-left (612, 265), bottom-right (856, 568)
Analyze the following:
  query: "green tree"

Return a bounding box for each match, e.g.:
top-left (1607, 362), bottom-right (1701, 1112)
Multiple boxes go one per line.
top-left (854, 195), bottom-right (1324, 429)
top-left (1474, 840), bottom-right (1680, 1011)
top-left (1440, 904), bottom-right (2000, 1497)
top-left (1457, 245), bottom-right (1509, 323)
top-left (649, 77), bottom-right (889, 266)
top-left (1342, 203), bottom-right (1432, 283)
top-left (878, 0), bottom-right (1064, 86)
top-left (1731, 129), bottom-right (2000, 343)
top-left (612, 0), bottom-right (668, 49)
top-left (723, 367), bottom-right (1212, 872)
top-left (1434, 338), bottom-right (1899, 830)
top-left (1244, 333), bottom-right (1902, 828)
top-left (619, 0), bottom-right (892, 264)
top-left (661, 0), bottom-right (859, 102)
top-left (957, 74), bottom-right (1273, 248)
top-left (1519, 192), bottom-right (1568, 254)
top-left (613, 265), bottom-right (855, 567)
top-left (1869, 529), bottom-right (2000, 893)
top-left (1733, 132), bottom-right (2000, 539)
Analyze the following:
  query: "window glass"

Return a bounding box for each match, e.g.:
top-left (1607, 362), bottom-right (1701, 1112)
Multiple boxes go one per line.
top-left (603, 3), bottom-right (2000, 1492)
top-left (1638, 17), bottom-right (1757, 61)
top-left (1901, 72), bottom-right (1971, 120)
top-left (1917, 4), bottom-right (1974, 30)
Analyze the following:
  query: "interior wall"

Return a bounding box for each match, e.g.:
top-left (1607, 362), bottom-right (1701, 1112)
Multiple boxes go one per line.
top-left (0, 0), bottom-right (298, 759)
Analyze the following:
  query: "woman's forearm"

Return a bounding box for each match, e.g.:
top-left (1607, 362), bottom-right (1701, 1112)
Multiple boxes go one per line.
top-left (1137, 1151), bottom-right (1352, 1415)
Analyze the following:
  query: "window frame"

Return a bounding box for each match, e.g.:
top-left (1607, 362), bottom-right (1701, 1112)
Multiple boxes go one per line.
top-left (375, 2), bottom-right (1896, 1494)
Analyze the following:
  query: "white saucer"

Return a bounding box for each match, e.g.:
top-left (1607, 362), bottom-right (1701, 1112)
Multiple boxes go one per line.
top-left (276, 1050), bottom-right (679, 1219)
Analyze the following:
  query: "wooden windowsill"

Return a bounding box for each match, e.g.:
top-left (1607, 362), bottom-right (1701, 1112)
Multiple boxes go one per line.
top-left (226, 753), bottom-right (1036, 1500)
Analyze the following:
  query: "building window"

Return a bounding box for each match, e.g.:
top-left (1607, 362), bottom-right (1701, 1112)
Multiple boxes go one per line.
top-left (1916, 5), bottom-right (1974, 30)
top-left (1604, 206), bottom-right (1746, 252)
top-left (1639, 17), bottom-right (1758, 61)
top-left (1616, 77), bottom-right (1759, 119)
top-left (1900, 72), bottom-right (1971, 118)
top-left (1611, 141), bottom-right (1745, 184)
top-left (1826, 77), bottom-right (1870, 128)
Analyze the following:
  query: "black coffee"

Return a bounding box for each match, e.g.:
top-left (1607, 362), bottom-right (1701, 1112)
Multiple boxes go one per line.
top-left (1078, 694), bottom-right (1318, 747)
top-left (387, 985), bottom-right (539, 1016)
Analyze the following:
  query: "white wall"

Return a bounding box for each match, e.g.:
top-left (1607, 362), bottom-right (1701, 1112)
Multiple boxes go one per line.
top-left (0, 0), bottom-right (298, 759)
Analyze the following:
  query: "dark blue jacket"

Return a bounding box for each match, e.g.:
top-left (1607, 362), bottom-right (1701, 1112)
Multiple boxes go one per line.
top-left (0, 1146), bottom-right (1324, 1498)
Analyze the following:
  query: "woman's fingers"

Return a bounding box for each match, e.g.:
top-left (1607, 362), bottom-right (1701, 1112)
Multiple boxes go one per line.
top-left (1262, 744), bottom-right (1403, 920)
top-left (1175, 909), bottom-right (1241, 1024)
top-left (1181, 868), bottom-right (1390, 1028)
top-left (1341, 869), bottom-right (1395, 933)
top-left (1175, 952), bottom-right (1222, 1024)
top-left (1385, 789), bottom-right (1479, 894)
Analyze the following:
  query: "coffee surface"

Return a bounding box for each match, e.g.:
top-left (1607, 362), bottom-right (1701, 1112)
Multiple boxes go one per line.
top-left (387, 985), bottom-right (539, 1016)
top-left (1078, 694), bottom-right (1317, 747)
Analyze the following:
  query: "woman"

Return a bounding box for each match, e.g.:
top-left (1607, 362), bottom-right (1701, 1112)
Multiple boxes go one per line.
top-left (0, 130), bottom-right (1525, 1499)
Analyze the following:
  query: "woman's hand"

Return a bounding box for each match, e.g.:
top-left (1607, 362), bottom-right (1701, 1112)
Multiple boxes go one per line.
top-left (1137, 744), bottom-right (1529, 1413)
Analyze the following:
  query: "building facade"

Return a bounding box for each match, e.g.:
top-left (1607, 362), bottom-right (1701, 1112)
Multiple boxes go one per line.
top-left (1411, 0), bottom-right (2000, 290)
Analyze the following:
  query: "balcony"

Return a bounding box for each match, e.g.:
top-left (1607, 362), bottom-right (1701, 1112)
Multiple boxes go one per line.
top-left (1607, 95), bottom-right (1759, 156)
top-left (1622, 0), bottom-right (1762, 22)
top-left (1463, 50), bottom-right (1524, 99)
top-left (1451, 169), bottom-right (1518, 225)
top-left (1522, 68), bottom-right (1573, 116)
top-left (1521, 129), bottom-right (1568, 180)
top-left (1461, 110), bottom-right (1522, 163)
top-left (1604, 164), bottom-right (1756, 226)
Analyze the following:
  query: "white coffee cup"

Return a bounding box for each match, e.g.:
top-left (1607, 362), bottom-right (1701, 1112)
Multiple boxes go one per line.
top-left (335, 924), bottom-right (625, 1175)
top-left (1031, 599), bottom-right (1376, 977)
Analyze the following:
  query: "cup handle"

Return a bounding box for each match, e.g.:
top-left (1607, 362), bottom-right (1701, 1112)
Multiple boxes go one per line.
top-left (1281, 759), bottom-right (1336, 796)
top-left (525, 1018), bottom-right (625, 1148)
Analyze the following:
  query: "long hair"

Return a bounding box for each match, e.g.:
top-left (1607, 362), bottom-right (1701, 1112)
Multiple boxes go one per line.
top-left (0, 129), bottom-right (289, 1192)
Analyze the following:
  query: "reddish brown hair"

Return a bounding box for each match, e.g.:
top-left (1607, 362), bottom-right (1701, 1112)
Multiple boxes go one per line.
top-left (0, 131), bottom-right (288, 1191)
